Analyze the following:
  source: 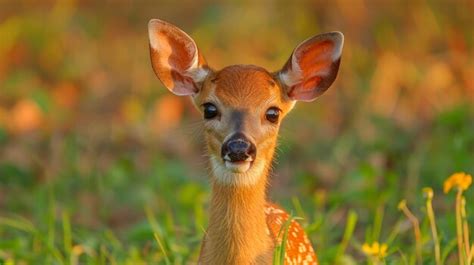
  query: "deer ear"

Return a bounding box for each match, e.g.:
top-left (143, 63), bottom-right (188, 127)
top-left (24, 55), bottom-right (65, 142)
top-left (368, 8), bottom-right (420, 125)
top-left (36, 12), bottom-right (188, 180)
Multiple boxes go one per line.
top-left (278, 32), bottom-right (344, 102)
top-left (148, 19), bottom-right (210, 96)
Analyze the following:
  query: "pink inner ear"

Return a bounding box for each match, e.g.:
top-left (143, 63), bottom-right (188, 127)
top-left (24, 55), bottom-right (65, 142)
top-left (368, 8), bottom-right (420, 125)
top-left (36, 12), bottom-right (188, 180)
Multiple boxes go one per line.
top-left (301, 76), bottom-right (322, 91)
top-left (288, 76), bottom-right (323, 100)
top-left (158, 30), bottom-right (195, 71)
top-left (170, 70), bottom-right (198, 95)
top-left (284, 38), bottom-right (341, 101)
top-left (150, 26), bottom-right (201, 95)
top-left (298, 40), bottom-right (334, 78)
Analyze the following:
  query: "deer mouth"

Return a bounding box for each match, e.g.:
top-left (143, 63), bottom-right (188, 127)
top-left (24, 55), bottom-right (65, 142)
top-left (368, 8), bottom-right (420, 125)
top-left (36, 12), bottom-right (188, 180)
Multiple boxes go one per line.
top-left (209, 155), bottom-right (265, 186)
top-left (223, 155), bottom-right (253, 173)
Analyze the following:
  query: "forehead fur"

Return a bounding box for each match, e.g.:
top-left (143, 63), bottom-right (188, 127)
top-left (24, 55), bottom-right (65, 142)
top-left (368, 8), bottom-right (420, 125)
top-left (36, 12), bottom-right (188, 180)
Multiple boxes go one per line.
top-left (212, 65), bottom-right (280, 107)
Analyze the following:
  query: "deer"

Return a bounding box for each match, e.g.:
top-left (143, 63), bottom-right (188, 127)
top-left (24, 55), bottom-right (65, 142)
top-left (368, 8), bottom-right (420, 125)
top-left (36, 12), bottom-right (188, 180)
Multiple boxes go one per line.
top-left (148, 19), bottom-right (343, 265)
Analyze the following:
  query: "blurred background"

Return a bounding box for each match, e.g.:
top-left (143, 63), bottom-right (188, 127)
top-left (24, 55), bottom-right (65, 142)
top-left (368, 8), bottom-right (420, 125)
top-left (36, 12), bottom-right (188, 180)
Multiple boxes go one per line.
top-left (0, 0), bottom-right (473, 264)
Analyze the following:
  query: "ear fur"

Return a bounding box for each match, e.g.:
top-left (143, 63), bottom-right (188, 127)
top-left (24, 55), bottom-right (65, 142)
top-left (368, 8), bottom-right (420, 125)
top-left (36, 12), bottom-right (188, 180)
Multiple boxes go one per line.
top-left (148, 19), bottom-right (210, 96)
top-left (278, 32), bottom-right (344, 101)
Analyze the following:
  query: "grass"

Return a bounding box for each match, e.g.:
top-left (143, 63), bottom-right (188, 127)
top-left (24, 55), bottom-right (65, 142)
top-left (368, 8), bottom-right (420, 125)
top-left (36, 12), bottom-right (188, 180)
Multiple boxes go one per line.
top-left (0, 106), bottom-right (473, 264)
top-left (273, 214), bottom-right (296, 265)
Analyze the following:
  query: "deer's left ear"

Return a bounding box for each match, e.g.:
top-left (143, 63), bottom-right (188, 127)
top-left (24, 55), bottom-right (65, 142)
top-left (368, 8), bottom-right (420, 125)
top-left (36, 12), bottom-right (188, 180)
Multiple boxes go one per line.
top-left (277, 32), bottom-right (344, 102)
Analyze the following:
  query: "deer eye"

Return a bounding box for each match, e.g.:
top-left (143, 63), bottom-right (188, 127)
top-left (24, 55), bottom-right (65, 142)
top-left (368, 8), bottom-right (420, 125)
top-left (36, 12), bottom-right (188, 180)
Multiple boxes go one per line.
top-left (203, 103), bottom-right (219, 119)
top-left (265, 107), bottom-right (280, 123)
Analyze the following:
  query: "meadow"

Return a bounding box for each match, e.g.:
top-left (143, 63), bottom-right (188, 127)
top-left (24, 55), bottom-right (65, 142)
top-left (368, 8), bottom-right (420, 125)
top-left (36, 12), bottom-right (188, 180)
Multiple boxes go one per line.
top-left (0, 1), bottom-right (473, 264)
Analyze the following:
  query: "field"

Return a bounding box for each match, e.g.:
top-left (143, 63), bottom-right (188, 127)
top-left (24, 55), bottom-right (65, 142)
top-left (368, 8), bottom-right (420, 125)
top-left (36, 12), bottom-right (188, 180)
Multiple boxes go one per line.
top-left (0, 1), bottom-right (473, 264)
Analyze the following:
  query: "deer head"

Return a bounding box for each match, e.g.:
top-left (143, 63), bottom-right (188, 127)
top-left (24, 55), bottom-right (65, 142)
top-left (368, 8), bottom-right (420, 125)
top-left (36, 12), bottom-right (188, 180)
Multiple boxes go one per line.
top-left (148, 19), bottom-right (343, 187)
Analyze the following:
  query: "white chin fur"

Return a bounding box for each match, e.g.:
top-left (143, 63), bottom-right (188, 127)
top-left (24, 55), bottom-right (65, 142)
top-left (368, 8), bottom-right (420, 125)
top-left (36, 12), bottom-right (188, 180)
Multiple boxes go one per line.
top-left (225, 161), bottom-right (251, 173)
top-left (210, 156), bottom-right (265, 186)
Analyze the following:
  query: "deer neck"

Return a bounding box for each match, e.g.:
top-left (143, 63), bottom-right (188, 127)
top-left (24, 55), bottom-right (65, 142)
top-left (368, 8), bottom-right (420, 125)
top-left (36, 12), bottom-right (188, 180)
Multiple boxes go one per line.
top-left (200, 168), bottom-right (273, 264)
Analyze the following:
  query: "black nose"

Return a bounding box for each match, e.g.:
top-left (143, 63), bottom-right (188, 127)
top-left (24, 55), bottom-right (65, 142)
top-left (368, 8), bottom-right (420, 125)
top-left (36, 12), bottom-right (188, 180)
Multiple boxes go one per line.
top-left (221, 133), bottom-right (257, 162)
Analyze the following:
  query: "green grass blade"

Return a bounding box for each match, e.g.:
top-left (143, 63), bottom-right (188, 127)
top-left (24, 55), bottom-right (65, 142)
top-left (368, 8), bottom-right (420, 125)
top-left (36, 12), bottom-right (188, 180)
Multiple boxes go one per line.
top-left (62, 210), bottom-right (72, 258)
top-left (336, 210), bottom-right (358, 260)
top-left (0, 216), bottom-right (36, 233)
top-left (273, 214), bottom-right (298, 265)
top-left (154, 232), bottom-right (172, 265)
top-left (373, 205), bottom-right (385, 242)
top-left (441, 238), bottom-right (457, 265)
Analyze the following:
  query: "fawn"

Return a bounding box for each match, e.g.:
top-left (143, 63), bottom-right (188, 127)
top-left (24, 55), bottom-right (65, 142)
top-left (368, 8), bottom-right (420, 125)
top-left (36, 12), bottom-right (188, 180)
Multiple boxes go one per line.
top-left (148, 19), bottom-right (343, 265)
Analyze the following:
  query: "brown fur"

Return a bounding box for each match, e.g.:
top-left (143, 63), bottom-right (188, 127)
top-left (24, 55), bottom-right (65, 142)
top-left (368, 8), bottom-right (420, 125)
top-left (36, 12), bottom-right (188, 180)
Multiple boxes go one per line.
top-left (196, 66), bottom-right (307, 264)
top-left (196, 67), bottom-right (283, 264)
top-left (199, 167), bottom-right (273, 264)
top-left (194, 66), bottom-right (294, 158)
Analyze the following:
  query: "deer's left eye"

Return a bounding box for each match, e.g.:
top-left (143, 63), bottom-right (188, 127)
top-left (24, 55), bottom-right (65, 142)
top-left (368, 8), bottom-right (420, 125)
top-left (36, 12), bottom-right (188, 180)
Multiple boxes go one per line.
top-left (265, 107), bottom-right (280, 123)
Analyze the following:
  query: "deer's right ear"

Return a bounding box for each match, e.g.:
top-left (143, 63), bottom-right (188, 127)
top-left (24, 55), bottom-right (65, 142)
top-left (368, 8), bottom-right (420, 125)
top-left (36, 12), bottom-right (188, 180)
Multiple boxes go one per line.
top-left (148, 19), bottom-right (210, 96)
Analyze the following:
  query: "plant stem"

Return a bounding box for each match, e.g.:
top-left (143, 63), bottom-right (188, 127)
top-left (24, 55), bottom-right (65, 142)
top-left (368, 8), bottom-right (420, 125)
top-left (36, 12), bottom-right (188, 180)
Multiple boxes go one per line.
top-left (426, 197), bottom-right (441, 265)
top-left (455, 189), bottom-right (465, 265)
top-left (399, 203), bottom-right (422, 265)
top-left (461, 196), bottom-right (471, 265)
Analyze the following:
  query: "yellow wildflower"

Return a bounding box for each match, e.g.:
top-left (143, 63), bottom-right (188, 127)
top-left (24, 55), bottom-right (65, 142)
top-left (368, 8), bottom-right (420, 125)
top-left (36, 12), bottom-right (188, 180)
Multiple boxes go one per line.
top-left (444, 172), bottom-right (472, 193)
top-left (397, 199), bottom-right (407, 210)
top-left (72, 245), bottom-right (85, 256)
top-left (422, 187), bottom-right (434, 199)
top-left (362, 242), bottom-right (388, 258)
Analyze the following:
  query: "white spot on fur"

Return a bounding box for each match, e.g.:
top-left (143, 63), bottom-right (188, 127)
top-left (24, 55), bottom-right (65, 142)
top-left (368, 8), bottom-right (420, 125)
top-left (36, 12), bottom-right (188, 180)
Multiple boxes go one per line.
top-left (271, 208), bottom-right (285, 214)
top-left (299, 243), bottom-right (307, 253)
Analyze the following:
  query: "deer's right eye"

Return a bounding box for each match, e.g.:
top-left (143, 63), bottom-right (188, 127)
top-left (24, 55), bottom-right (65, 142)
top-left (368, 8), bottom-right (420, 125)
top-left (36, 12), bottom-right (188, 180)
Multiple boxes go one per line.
top-left (203, 103), bottom-right (219, 119)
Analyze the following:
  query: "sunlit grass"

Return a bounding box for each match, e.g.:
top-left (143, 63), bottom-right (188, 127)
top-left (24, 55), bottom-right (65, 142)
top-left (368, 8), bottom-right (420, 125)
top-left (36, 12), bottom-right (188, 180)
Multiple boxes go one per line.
top-left (1, 106), bottom-right (473, 264)
top-left (0, 172), bottom-right (472, 264)
top-left (272, 215), bottom-right (297, 265)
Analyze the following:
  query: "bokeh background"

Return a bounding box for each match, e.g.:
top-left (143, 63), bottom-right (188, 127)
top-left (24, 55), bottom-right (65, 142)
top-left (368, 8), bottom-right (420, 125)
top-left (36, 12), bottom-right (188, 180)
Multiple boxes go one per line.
top-left (0, 0), bottom-right (473, 264)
